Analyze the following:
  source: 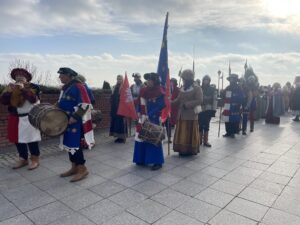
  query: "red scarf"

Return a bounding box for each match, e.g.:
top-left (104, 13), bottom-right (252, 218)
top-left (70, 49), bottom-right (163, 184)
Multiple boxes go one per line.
top-left (140, 85), bottom-right (165, 99)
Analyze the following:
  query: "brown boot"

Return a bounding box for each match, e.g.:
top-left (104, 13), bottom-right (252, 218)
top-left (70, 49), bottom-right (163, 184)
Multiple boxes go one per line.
top-left (204, 132), bottom-right (212, 147)
top-left (28, 156), bottom-right (40, 170)
top-left (70, 165), bottom-right (89, 182)
top-left (199, 132), bottom-right (203, 145)
top-left (60, 163), bottom-right (77, 177)
top-left (12, 159), bottom-right (28, 169)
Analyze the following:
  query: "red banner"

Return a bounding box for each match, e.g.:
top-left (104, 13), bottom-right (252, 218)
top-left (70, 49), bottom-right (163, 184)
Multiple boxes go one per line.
top-left (117, 73), bottom-right (138, 120)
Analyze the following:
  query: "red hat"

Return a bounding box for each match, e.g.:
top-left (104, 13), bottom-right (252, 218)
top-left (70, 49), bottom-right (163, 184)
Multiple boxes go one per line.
top-left (10, 68), bottom-right (32, 81)
top-left (294, 76), bottom-right (300, 85)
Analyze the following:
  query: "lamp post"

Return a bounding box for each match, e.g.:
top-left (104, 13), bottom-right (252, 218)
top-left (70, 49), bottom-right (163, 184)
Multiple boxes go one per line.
top-left (218, 70), bottom-right (221, 97)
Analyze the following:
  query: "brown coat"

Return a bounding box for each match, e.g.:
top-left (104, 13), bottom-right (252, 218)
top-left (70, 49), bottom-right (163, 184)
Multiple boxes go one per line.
top-left (172, 85), bottom-right (203, 120)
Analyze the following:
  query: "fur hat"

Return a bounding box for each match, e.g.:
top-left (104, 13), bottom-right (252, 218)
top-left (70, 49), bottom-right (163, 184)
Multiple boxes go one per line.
top-left (180, 69), bottom-right (194, 81)
top-left (10, 68), bottom-right (32, 81)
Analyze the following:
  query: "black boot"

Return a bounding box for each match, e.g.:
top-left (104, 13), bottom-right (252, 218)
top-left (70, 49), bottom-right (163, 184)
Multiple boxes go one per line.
top-left (151, 164), bottom-right (162, 170)
top-left (250, 121), bottom-right (254, 132)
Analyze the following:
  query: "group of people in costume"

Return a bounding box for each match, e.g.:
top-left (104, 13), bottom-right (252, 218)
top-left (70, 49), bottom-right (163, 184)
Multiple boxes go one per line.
top-left (1, 67), bottom-right (94, 182)
top-left (108, 69), bottom-right (217, 170)
top-left (1, 65), bottom-right (300, 178)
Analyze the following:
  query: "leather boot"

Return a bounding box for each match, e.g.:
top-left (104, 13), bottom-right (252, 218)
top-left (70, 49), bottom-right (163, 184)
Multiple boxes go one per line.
top-left (28, 155), bottom-right (39, 170)
top-left (250, 121), bottom-right (254, 132)
top-left (203, 132), bottom-right (212, 147)
top-left (199, 132), bottom-right (203, 145)
top-left (70, 165), bottom-right (89, 182)
top-left (60, 163), bottom-right (77, 177)
top-left (13, 159), bottom-right (28, 169)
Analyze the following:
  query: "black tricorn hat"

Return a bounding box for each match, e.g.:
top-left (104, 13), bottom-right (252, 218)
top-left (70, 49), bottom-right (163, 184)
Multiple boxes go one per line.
top-left (57, 67), bottom-right (78, 77)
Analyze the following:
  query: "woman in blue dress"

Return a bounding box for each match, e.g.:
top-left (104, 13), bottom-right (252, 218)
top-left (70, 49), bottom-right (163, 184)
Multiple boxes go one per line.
top-left (133, 73), bottom-right (165, 170)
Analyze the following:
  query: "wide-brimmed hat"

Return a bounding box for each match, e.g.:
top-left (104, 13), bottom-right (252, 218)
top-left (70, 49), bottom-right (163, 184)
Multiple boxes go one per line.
top-left (227, 74), bottom-right (239, 82)
top-left (57, 67), bottom-right (78, 77)
top-left (180, 69), bottom-right (194, 81)
top-left (10, 68), bottom-right (32, 81)
top-left (144, 72), bottom-right (159, 81)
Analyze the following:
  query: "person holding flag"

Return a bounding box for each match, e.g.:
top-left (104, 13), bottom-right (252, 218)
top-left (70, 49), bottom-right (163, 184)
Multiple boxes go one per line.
top-left (109, 75), bottom-right (127, 143)
top-left (133, 73), bottom-right (165, 170)
top-left (117, 73), bottom-right (138, 121)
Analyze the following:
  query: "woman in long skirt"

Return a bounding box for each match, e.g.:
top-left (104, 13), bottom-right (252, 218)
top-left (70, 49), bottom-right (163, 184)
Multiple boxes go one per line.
top-left (172, 69), bottom-right (203, 156)
top-left (133, 73), bottom-right (165, 170)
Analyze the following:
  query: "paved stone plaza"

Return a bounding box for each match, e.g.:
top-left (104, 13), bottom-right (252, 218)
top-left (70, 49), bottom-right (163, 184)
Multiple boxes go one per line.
top-left (0, 115), bottom-right (300, 225)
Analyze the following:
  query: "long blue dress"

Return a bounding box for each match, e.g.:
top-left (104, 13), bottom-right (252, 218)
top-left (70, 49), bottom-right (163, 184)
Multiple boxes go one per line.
top-left (133, 95), bottom-right (165, 165)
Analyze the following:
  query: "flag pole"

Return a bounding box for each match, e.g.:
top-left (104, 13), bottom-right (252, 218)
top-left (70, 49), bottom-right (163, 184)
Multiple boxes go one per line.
top-left (167, 117), bottom-right (170, 155)
top-left (126, 71), bottom-right (132, 137)
top-left (167, 71), bottom-right (171, 156)
top-left (192, 45), bottom-right (195, 74)
top-left (217, 70), bottom-right (223, 137)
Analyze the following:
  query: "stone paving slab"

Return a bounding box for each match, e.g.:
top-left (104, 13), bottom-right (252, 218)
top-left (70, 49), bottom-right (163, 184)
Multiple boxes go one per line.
top-left (0, 115), bottom-right (300, 224)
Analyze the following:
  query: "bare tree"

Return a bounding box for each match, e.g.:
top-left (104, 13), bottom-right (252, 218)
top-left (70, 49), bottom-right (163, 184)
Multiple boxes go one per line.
top-left (6, 59), bottom-right (58, 86)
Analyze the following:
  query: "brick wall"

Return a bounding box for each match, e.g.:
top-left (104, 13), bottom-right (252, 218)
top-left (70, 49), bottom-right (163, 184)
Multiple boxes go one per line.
top-left (0, 91), bottom-right (111, 147)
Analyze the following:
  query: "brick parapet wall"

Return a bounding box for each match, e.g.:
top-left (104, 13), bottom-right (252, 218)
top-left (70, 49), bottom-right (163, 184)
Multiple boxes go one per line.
top-left (0, 91), bottom-right (111, 147)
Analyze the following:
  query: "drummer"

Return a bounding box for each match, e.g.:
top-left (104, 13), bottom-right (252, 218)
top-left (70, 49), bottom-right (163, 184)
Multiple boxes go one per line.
top-left (57, 67), bottom-right (93, 182)
top-left (133, 73), bottom-right (165, 170)
top-left (0, 67), bottom-right (41, 170)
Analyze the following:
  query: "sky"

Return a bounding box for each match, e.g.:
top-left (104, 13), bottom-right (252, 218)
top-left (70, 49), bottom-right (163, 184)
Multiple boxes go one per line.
top-left (1, 0), bottom-right (300, 87)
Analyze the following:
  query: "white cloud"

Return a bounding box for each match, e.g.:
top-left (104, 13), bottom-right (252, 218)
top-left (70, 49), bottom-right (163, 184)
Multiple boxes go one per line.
top-left (0, 52), bottom-right (299, 87)
top-left (0, 0), bottom-right (132, 37)
top-left (1, 0), bottom-right (300, 37)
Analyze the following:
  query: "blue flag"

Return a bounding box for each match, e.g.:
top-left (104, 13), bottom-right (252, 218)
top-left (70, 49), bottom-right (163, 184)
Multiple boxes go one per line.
top-left (157, 12), bottom-right (169, 86)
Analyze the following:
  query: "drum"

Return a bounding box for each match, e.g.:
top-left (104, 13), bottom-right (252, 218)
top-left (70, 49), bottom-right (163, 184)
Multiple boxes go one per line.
top-left (29, 103), bottom-right (68, 137)
top-left (138, 120), bottom-right (165, 146)
top-left (91, 109), bottom-right (102, 122)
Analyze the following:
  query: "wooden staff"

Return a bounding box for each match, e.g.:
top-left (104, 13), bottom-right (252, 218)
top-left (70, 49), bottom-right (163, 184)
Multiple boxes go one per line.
top-left (218, 73), bottom-right (224, 137)
top-left (178, 66), bottom-right (183, 87)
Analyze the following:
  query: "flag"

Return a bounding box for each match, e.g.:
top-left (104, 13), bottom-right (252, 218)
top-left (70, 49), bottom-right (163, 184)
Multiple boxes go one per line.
top-left (157, 12), bottom-right (169, 86)
top-left (117, 73), bottom-right (138, 120)
top-left (157, 12), bottom-right (170, 122)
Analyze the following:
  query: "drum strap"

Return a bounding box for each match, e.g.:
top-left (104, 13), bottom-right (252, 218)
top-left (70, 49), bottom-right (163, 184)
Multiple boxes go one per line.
top-left (18, 113), bottom-right (29, 117)
top-left (9, 112), bottom-right (29, 117)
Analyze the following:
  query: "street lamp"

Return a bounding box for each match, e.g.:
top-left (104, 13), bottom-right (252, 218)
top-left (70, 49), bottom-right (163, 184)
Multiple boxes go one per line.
top-left (217, 70), bottom-right (221, 97)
